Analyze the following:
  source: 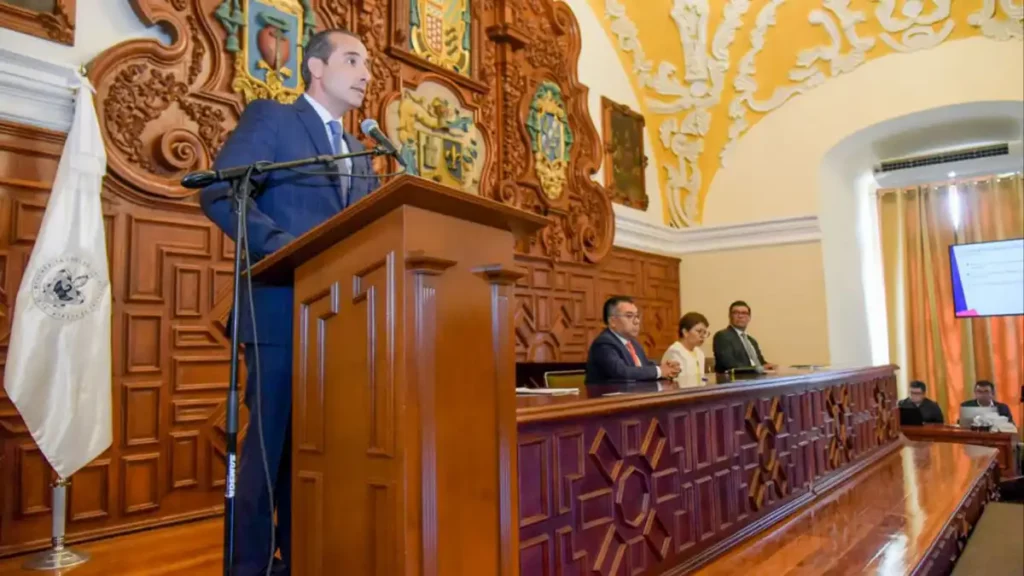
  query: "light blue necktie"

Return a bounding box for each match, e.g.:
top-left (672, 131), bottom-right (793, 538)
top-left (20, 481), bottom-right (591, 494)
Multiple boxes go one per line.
top-left (739, 331), bottom-right (761, 368)
top-left (327, 120), bottom-right (350, 205)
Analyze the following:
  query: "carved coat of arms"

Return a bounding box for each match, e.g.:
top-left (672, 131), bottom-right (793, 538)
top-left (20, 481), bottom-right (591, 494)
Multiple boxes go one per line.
top-left (216, 0), bottom-right (316, 104)
top-left (527, 82), bottom-right (573, 200)
top-left (385, 82), bottom-right (485, 194)
top-left (409, 0), bottom-right (472, 77)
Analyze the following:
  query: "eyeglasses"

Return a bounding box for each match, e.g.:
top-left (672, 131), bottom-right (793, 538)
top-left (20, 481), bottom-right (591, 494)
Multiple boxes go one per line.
top-left (614, 313), bottom-right (642, 322)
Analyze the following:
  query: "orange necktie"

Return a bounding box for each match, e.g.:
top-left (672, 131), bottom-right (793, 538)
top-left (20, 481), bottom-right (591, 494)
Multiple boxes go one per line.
top-left (624, 340), bottom-right (642, 367)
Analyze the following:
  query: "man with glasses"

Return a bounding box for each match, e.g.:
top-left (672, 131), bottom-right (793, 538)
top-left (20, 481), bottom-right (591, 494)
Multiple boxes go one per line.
top-left (585, 296), bottom-right (681, 384)
top-left (712, 300), bottom-right (776, 373)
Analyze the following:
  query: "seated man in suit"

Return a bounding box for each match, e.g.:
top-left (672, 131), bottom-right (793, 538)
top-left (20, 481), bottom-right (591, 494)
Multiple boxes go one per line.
top-left (585, 296), bottom-right (681, 384)
top-left (199, 28), bottom-right (380, 576)
top-left (960, 380), bottom-right (1014, 424)
top-left (712, 300), bottom-right (776, 373)
top-left (898, 380), bottom-right (945, 424)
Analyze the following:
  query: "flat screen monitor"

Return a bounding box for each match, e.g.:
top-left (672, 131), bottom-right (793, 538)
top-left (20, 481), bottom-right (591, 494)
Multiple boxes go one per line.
top-left (949, 238), bottom-right (1024, 318)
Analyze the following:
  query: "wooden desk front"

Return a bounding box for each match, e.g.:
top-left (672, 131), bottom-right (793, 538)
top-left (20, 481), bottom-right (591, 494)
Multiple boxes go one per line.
top-left (902, 424), bottom-right (1020, 475)
top-left (515, 366), bottom-right (901, 574)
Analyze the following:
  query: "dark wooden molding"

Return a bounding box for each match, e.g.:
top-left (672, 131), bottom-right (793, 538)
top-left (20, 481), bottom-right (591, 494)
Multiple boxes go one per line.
top-left (405, 251), bottom-right (458, 275)
top-left (473, 264), bottom-right (527, 286)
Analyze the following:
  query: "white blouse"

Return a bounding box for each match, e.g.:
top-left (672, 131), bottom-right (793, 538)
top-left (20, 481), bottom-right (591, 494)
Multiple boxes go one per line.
top-left (662, 341), bottom-right (706, 387)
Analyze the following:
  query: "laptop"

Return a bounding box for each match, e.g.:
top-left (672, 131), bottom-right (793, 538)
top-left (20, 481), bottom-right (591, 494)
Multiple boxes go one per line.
top-left (899, 405), bottom-right (924, 426)
top-left (959, 405), bottom-right (999, 427)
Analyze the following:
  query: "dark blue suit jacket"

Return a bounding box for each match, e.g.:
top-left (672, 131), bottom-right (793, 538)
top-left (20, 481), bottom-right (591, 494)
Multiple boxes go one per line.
top-left (585, 329), bottom-right (660, 384)
top-left (200, 96), bottom-right (380, 345)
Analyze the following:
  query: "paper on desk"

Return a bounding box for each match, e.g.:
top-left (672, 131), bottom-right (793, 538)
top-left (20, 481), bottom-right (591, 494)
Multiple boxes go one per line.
top-left (515, 387), bottom-right (579, 395)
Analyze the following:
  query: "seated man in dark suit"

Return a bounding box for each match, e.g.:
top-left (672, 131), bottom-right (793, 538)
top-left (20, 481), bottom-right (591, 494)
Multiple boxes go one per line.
top-left (712, 300), bottom-right (776, 373)
top-left (898, 380), bottom-right (944, 424)
top-left (585, 296), bottom-right (681, 384)
top-left (960, 380), bottom-right (1014, 424)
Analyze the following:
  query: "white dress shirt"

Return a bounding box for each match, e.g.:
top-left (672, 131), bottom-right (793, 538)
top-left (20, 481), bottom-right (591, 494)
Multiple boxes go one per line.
top-left (303, 94), bottom-right (352, 173)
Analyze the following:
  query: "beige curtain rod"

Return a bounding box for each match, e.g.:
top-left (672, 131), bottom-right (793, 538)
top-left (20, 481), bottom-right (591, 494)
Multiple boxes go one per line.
top-left (874, 172), bottom-right (1022, 196)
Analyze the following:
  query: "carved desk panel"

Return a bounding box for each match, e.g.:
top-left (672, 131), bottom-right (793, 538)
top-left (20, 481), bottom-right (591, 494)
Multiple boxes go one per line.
top-left (515, 366), bottom-right (900, 575)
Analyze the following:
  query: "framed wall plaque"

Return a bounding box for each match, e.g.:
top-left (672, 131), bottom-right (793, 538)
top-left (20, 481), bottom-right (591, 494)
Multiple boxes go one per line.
top-left (601, 96), bottom-right (648, 210)
top-left (0, 0), bottom-right (75, 45)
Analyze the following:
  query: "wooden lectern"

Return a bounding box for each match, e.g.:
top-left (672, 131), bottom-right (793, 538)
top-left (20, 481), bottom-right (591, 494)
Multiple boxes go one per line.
top-left (250, 176), bottom-right (547, 576)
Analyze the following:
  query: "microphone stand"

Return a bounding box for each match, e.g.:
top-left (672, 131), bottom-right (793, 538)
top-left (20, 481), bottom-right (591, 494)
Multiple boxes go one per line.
top-left (182, 146), bottom-right (387, 576)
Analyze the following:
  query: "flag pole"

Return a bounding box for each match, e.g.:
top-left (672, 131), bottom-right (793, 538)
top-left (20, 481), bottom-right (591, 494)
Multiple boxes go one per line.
top-left (22, 477), bottom-right (90, 570)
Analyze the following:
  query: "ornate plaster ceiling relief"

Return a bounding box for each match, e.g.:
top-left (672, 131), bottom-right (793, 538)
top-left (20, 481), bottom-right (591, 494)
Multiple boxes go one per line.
top-left (586, 0), bottom-right (1023, 228)
top-left (969, 0), bottom-right (1024, 41)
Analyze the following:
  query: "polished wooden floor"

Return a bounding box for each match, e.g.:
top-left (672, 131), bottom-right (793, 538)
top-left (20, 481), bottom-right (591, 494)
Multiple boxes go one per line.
top-left (697, 442), bottom-right (996, 575)
top-left (0, 443), bottom-right (996, 575)
top-left (0, 519), bottom-right (221, 575)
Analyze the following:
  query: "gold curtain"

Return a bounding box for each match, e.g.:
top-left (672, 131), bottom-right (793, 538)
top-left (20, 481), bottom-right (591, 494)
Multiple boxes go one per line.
top-left (879, 173), bottom-right (1024, 424)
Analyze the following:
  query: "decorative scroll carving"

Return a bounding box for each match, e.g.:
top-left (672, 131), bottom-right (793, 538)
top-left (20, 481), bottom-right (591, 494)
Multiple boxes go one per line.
top-left (0, 0), bottom-right (75, 45)
top-left (495, 1), bottom-right (613, 264)
top-left (104, 66), bottom-right (226, 175)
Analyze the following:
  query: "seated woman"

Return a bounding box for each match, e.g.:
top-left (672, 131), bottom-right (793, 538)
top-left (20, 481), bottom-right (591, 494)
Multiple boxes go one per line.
top-left (662, 312), bottom-right (709, 387)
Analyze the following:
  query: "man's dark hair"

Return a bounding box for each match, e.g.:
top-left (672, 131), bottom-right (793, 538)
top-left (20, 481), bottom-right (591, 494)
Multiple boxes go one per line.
top-left (909, 380), bottom-right (927, 393)
top-left (975, 380), bottom-right (995, 392)
top-left (678, 312), bottom-right (709, 337)
top-left (602, 296), bottom-right (634, 325)
top-left (729, 300), bottom-right (751, 314)
top-left (301, 28), bottom-right (360, 86)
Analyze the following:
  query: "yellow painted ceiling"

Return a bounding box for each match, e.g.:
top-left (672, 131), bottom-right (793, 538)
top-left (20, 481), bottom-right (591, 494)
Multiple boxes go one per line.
top-left (591, 0), bottom-right (1023, 226)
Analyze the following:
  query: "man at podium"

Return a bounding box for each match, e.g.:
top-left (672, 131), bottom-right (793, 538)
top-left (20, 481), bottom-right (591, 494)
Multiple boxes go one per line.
top-left (199, 28), bottom-right (380, 576)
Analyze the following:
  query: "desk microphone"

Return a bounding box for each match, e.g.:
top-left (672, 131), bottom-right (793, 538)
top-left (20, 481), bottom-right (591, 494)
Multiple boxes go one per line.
top-left (360, 118), bottom-right (406, 168)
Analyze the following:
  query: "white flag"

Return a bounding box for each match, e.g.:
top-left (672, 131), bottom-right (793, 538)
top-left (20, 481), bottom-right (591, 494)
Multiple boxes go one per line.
top-left (3, 74), bottom-right (112, 480)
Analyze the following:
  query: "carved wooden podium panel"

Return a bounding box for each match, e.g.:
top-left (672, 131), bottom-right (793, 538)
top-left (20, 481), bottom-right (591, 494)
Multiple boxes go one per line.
top-left (250, 176), bottom-right (546, 575)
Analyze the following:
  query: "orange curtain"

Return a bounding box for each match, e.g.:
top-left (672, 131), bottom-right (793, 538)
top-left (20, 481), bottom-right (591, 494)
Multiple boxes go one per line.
top-left (879, 173), bottom-right (1024, 424)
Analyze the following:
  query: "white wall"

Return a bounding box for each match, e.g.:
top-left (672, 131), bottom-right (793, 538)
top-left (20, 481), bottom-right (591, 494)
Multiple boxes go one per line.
top-left (705, 37), bottom-right (1024, 370)
top-left (820, 100), bottom-right (1024, 383)
top-left (0, 0), bottom-right (165, 67)
top-left (705, 37), bottom-right (1024, 227)
top-left (559, 0), bottom-right (664, 228)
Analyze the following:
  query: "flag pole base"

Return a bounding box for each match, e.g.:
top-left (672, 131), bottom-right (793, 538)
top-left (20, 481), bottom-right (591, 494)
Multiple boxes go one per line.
top-left (22, 477), bottom-right (90, 570)
top-left (21, 546), bottom-right (90, 570)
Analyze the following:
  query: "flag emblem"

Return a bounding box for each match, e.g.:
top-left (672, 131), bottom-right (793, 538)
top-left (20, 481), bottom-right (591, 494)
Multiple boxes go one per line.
top-left (30, 255), bottom-right (106, 322)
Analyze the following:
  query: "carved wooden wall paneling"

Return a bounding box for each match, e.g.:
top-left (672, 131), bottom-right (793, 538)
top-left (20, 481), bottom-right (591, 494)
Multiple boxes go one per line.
top-left (515, 248), bottom-right (680, 363)
top-left (0, 119), bottom-right (245, 555)
top-left (0, 0), bottom-right (678, 551)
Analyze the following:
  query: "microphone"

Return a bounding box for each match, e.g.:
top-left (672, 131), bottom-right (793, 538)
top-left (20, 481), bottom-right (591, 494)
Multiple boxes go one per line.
top-left (360, 118), bottom-right (406, 168)
top-left (181, 171), bottom-right (216, 189)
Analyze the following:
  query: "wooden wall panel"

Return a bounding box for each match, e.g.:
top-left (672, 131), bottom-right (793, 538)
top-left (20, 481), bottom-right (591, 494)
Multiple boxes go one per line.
top-left (0, 120), bottom-right (241, 555)
top-left (514, 248), bottom-right (680, 363)
top-left (0, 0), bottom-right (680, 554)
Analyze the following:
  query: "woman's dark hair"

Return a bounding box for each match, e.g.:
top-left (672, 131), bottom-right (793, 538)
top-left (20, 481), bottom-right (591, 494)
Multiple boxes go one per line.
top-left (678, 312), bottom-right (709, 337)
